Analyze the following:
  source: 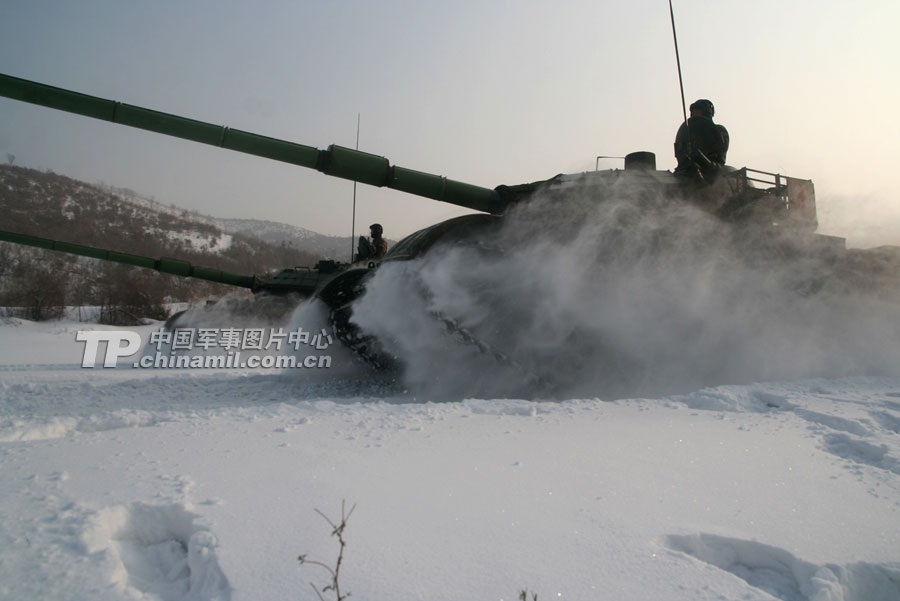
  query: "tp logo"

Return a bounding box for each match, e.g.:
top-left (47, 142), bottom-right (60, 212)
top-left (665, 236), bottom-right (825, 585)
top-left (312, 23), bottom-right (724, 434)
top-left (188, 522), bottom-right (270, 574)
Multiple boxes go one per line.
top-left (76, 331), bottom-right (142, 367)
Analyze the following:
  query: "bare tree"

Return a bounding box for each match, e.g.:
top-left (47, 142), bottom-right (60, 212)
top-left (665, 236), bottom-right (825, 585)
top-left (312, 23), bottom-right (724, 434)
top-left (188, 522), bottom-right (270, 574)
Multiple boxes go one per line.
top-left (10, 254), bottom-right (68, 320)
top-left (298, 501), bottom-right (356, 601)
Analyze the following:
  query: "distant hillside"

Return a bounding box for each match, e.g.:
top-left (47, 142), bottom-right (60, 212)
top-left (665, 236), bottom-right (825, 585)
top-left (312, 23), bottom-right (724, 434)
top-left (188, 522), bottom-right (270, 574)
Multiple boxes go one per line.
top-left (0, 165), bottom-right (325, 269)
top-left (0, 164), bottom-right (326, 322)
top-left (209, 217), bottom-right (355, 262)
top-left (71, 183), bottom-right (359, 260)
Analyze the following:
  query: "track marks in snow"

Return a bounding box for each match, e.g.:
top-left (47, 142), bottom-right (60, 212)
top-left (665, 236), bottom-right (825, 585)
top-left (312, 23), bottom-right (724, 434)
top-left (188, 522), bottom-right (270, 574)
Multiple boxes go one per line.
top-left (793, 408), bottom-right (873, 437)
top-left (668, 382), bottom-right (900, 480)
top-left (791, 398), bottom-right (900, 477)
top-left (823, 434), bottom-right (900, 475)
top-left (869, 410), bottom-right (900, 434)
top-left (669, 386), bottom-right (796, 412)
top-left (667, 533), bottom-right (900, 601)
top-left (788, 402), bottom-right (900, 478)
top-left (0, 410), bottom-right (165, 442)
top-left (83, 503), bottom-right (229, 601)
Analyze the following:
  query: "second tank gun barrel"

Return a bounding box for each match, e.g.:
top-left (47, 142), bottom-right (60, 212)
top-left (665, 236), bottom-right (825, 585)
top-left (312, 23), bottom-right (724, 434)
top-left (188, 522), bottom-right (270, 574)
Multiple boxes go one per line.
top-left (0, 230), bottom-right (258, 289)
top-left (0, 73), bottom-right (503, 214)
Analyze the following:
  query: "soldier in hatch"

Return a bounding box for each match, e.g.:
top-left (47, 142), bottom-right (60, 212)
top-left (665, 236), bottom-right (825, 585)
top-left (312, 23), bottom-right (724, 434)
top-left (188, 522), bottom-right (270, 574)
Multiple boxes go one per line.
top-left (369, 223), bottom-right (387, 259)
top-left (356, 223), bottom-right (388, 261)
top-left (674, 99), bottom-right (729, 181)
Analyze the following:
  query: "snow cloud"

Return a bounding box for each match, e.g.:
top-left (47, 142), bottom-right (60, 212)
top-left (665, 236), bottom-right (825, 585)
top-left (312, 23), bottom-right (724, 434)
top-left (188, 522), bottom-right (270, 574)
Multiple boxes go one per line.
top-left (352, 179), bottom-right (900, 400)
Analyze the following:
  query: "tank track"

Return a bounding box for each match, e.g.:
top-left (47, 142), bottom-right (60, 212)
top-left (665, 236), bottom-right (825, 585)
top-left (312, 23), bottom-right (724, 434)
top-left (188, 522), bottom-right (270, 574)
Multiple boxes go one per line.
top-left (328, 308), bottom-right (398, 371)
top-left (429, 311), bottom-right (548, 392)
top-left (330, 303), bottom-right (546, 392)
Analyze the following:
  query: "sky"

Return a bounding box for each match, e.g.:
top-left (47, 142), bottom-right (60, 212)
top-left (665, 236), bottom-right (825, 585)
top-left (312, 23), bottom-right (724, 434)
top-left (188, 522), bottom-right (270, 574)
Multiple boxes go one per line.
top-left (1, 0), bottom-right (899, 246)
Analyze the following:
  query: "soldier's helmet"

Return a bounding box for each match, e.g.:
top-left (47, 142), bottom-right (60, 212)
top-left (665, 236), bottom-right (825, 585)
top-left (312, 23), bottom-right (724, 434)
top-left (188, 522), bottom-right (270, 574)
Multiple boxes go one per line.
top-left (690, 99), bottom-right (715, 118)
top-left (370, 223), bottom-right (383, 236)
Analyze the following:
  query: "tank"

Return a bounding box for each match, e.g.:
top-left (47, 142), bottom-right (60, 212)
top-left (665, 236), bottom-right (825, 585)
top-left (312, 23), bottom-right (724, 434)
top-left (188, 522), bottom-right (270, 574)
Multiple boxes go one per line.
top-left (1, 73), bottom-right (895, 384)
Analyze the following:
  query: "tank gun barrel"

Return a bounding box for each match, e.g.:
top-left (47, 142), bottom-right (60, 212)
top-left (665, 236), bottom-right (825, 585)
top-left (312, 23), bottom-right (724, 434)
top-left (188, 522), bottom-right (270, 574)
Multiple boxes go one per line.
top-left (0, 73), bottom-right (502, 214)
top-left (0, 230), bottom-right (257, 289)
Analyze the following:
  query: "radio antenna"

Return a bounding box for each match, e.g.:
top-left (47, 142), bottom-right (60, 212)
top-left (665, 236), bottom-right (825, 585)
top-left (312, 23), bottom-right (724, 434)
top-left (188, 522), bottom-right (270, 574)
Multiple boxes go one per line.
top-left (669, 0), bottom-right (688, 126)
top-left (350, 112), bottom-right (360, 262)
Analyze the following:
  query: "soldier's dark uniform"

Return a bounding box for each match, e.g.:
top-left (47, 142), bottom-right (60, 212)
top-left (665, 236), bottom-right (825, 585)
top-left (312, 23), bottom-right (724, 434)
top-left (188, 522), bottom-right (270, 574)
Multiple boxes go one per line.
top-left (357, 223), bottom-right (387, 261)
top-left (371, 236), bottom-right (387, 259)
top-left (674, 99), bottom-right (729, 180)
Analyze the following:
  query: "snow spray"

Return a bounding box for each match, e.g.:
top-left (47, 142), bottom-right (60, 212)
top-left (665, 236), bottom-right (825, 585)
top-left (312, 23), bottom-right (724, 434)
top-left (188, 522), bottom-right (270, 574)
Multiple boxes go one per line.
top-left (351, 178), bottom-right (900, 400)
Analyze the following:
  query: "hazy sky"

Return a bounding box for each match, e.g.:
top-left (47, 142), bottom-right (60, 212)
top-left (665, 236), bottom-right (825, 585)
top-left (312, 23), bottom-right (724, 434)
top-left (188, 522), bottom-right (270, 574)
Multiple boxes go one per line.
top-left (1, 1), bottom-right (899, 247)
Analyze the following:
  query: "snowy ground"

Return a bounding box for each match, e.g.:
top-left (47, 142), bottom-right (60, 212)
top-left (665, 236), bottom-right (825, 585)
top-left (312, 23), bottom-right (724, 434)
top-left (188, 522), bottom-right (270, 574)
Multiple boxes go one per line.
top-left (1, 316), bottom-right (899, 601)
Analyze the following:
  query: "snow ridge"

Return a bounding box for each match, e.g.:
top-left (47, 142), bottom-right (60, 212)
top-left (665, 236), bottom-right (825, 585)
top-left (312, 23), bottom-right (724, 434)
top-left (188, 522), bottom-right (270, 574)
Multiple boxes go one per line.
top-left (668, 533), bottom-right (900, 601)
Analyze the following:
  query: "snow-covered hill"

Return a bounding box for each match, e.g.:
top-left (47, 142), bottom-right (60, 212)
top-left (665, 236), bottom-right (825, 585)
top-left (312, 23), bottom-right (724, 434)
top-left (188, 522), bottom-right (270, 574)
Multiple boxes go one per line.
top-left (0, 165), bottom-right (326, 317)
top-left (0, 164), bottom-right (325, 265)
top-left (0, 315), bottom-right (898, 601)
top-left (209, 217), bottom-right (354, 261)
top-left (91, 176), bottom-right (359, 261)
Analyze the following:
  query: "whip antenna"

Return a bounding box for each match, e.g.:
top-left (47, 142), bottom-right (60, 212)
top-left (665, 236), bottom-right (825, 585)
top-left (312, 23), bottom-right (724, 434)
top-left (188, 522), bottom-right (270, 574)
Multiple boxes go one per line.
top-left (669, 0), bottom-right (688, 126)
top-left (350, 112), bottom-right (360, 262)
